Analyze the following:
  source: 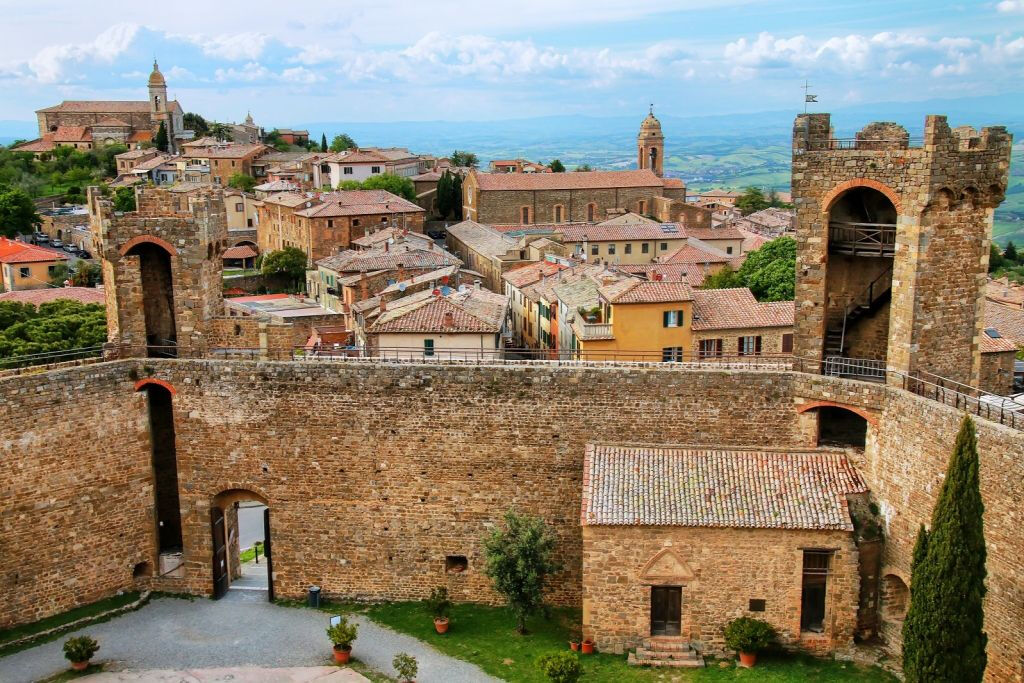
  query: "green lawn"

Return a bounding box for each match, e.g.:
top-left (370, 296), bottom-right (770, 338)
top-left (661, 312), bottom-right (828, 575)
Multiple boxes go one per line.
top-left (308, 601), bottom-right (894, 683)
top-left (0, 592), bottom-right (140, 656)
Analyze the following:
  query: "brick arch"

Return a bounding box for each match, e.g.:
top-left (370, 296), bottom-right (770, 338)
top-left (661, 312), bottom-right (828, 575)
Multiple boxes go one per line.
top-left (119, 235), bottom-right (177, 257)
top-left (797, 400), bottom-right (878, 426)
top-left (134, 378), bottom-right (177, 395)
top-left (821, 178), bottom-right (902, 215)
top-left (212, 486), bottom-right (270, 507)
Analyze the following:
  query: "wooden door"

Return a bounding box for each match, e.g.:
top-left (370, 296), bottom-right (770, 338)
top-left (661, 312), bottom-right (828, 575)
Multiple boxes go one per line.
top-left (650, 586), bottom-right (682, 636)
top-left (263, 507), bottom-right (274, 602)
top-left (211, 506), bottom-right (228, 599)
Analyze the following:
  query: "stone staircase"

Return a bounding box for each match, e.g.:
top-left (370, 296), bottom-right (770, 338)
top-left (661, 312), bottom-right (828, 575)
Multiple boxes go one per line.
top-left (627, 638), bottom-right (705, 668)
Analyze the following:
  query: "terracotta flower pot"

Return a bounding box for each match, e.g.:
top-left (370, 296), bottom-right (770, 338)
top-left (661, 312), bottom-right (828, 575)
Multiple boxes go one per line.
top-left (333, 645), bottom-right (352, 664)
top-left (739, 651), bottom-right (757, 668)
top-left (434, 617), bottom-right (450, 634)
top-left (71, 660), bottom-right (90, 672)
top-left (569, 641), bottom-right (580, 651)
top-left (581, 639), bottom-right (594, 654)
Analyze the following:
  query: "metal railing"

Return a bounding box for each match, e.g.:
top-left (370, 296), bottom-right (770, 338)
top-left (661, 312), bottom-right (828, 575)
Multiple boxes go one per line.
top-left (835, 265), bottom-right (894, 355)
top-left (822, 356), bottom-right (887, 380)
top-left (0, 346), bottom-right (104, 371)
top-left (805, 137), bottom-right (924, 151)
top-left (828, 221), bottom-right (897, 256)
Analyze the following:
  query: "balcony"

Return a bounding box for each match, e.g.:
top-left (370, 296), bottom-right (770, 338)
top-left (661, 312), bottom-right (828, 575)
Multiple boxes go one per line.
top-left (828, 221), bottom-right (896, 257)
top-left (572, 320), bottom-right (614, 340)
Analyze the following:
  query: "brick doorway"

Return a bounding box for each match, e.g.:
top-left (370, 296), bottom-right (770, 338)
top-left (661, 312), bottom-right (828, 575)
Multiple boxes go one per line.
top-left (650, 586), bottom-right (682, 636)
top-left (211, 489), bottom-right (273, 601)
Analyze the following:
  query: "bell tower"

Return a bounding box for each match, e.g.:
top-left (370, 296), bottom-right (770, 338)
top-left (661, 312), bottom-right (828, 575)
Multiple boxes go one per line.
top-left (637, 105), bottom-right (665, 177)
top-left (148, 60), bottom-right (174, 152)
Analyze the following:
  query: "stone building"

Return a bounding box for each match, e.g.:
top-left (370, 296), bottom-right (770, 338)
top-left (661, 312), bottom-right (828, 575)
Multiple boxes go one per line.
top-left (792, 114), bottom-right (1012, 386)
top-left (21, 61), bottom-right (187, 154)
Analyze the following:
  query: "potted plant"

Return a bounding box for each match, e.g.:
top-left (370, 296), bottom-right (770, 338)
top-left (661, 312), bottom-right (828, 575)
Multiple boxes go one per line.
top-left (580, 638), bottom-right (595, 655)
top-left (63, 635), bottom-right (99, 671)
top-left (568, 626), bottom-right (582, 651)
top-left (326, 616), bottom-right (358, 664)
top-left (425, 586), bottom-right (452, 634)
top-left (392, 652), bottom-right (418, 682)
top-left (724, 616), bottom-right (776, 667)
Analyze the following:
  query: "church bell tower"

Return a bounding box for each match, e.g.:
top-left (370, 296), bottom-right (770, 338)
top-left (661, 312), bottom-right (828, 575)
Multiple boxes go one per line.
top-left (637, 105), bottom-right (665, 177)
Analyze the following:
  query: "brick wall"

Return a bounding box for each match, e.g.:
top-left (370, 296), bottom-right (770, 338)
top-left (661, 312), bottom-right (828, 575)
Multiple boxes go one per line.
top-left (979, 350), bottom-right (1015, 396)
top-left (473, 186), bottom-right (668, 225)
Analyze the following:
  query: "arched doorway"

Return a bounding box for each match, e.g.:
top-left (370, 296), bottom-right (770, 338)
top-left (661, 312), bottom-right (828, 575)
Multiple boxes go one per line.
top-left (211, 489), bottom-right (273, 601)
top-left (824, 185), bottom-right (897, 371)
top-left (816, 406), bottom-right (868, 448)
top-left (124, 241), bottom-right (177, 357)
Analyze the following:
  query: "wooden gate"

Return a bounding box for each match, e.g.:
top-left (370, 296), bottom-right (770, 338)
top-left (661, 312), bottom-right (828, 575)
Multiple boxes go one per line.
top-left (211, 506), bottom-right (228, 599)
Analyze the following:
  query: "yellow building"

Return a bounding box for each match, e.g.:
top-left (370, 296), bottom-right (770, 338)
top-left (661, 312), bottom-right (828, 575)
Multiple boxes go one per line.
top-left (0, 238), bottom-right (69, 291)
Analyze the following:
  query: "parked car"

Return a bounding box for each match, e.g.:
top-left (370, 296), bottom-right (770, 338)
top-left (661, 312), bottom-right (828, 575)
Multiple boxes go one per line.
top-left (76, 249), bottom-right (93, 260)
top-left (63, 244), bottom-right (78, 253)
top-left (426, 227), bottom-right (447, 240)
top-left (33, 234), bottom-right (50, 244)
top-left (51, 239), bottom-right (64, 248)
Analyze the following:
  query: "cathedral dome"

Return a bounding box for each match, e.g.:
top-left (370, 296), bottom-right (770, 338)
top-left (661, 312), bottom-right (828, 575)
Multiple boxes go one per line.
top-left (148, 60), bottom-right (166, 87)
top-left (639, 106), bottom-right (663, 138)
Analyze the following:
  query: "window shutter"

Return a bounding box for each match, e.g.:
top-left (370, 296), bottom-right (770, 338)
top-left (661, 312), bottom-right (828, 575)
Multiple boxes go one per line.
top-left (782, 333), bottom-right (793, 353)
top-left (663, 311), bottom-right (670, 327)
top-left (738, 337), bottom-right (744, 354)
top-left (678, 309), bottom-right (685, 326)
top-left (756, 336), bottom-right (762, 354)
top-left (716, 339), bottom-right (723, 356)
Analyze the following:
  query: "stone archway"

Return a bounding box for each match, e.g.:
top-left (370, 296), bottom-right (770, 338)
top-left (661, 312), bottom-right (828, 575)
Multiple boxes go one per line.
top-left (210, 488), bottom-right (273, 600)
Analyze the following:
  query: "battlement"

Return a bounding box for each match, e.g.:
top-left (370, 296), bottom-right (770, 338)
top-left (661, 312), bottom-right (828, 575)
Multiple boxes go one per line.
top-left (794, 113), bottom-right (1012, 157)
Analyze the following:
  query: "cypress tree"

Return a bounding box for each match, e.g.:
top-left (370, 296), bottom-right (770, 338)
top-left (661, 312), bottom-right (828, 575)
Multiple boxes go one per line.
top-left (321, 133), bottom-right (328, 153)
top-left (436, 171), bottom-right (451, 219)
top-left (1004, 240), bottom-right (1019, 263)
top-left (154, 122), bottom-right (168, 152)
top-left (901, 416), bottom-right (987, 682)
top-left (451, 172), bottom-right (463, 220)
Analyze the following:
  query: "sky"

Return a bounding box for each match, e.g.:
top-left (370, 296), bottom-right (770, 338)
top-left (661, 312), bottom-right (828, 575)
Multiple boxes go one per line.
top-left (0, 0), bottom-right (1022, 127)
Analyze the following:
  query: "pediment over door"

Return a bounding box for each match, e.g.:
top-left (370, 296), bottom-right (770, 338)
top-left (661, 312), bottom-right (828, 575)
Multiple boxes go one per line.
top-left (639, 547), bottom-right (695, 583)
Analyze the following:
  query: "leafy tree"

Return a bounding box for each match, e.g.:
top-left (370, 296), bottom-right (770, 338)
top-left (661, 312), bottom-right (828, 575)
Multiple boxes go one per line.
top-left (0, 185), bottom-right (41, 237)
top-left (548, 159), bottom-right (566, 173)
top-left (71, 262), bottom-right (102, 287)
top-left (273, 139), bottom-right (291, 152)
top-left (0, 300), bottom-right (107, 359)
top-left (154, 122), bottom-right (168, 152)
top-left (737, 237), bottom-right (796, 301)
top-left (183, 112), bottom-right (209, 136)
top-left (321, 133), bottom-right (328, 153)
top-left (701, 264), bottom-right (742, 290)
top-left (113, 186), bottom-right (136, 212)
top-left (989, 243), bottom-right (1005, 272)
top-left (49, 263), bottom-right (72, 288)
top-left (209, 122), bottom-right (231, 141)
top-left (228, 173), bottom-right (257, 192)
top-left (338, 180), bottom-right (363, 191)
top-left (736, 186), bottom-right (769, 215)
top-left (346, 173), bottom-right (417, 202)
top-left (330, 134), bottom-right (356, 153)
top-left (1004, 240), bottom-right (1018, 263)
top-left (902, 416), bottom-right (987, 683)
top-left (482, 510), bottom-right (561, 634)
top-left (575, 164), bottom-right (593, 172)
top-left (449, 150), bottom-right (478, 168)
top-left (260, 247), bottom-right (309, 289)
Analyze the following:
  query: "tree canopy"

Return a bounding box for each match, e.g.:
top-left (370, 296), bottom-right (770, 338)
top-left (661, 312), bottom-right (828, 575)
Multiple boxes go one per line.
top-left (0, 184), bottom-right (41, 237)
top-left (0, 300), bottom-right (107, 359)
top-left (183, 113), bottom-right (209, 136)
top-left (702, 236), bottom-right (796, 301)
top-left (483, 510), bottom-right (561, 634)
top-left (330, 134), bottom-right (357, 153)
top-left (735, 186), bottom-right (791, 215)
top-left (113, 186), bottom-right (136, 212)
top-left (575, 164), bottom-right (593, 172)
top-left (260, 247), bottom-right (308, 288)
top-left (154, 122), bottom-right (169, 152)
top-left (228, 173), bottom-right (257, 192)
top-left (902, 416), bottom-right (987, 682)
top-left (449, 150), bottom-right (479, 168)
top-left (338, 173), bottom-right (417, 202)
top-left (548, 159), bottom-right (566, 173)
top-left (435, 170), bottom-right (463, 220)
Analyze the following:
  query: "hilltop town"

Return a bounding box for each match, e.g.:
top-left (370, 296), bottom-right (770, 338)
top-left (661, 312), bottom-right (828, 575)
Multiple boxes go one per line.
top-left (0, 57), bottom-right (1022, 683)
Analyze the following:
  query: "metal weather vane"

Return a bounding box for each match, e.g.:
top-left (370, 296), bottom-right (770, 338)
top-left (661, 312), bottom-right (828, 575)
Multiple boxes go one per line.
top-left (803, 80), bottom-right (818, 113)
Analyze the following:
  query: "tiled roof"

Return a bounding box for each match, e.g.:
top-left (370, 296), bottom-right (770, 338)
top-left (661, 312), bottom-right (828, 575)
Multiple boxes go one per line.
top-left (0, 286), bottom-right (103, 305)
top-left (378, 265), bottom-right (460, 295)
top-left (691, 288), bottom-right (794, 330)
top-left (133, 153), bottom-right (177, 172)
top-left (38, 100), bottom-right (152, 113)
top-left (254, 180), bottom-right (299, 193)
top-left (317, 242), bottom-right (459, 273)
top-left (370, 288), bottom-right (508, 334)
top-left (128, 130), bottom-right (153, 142)
top-left (737, 227), bottom-right (771, 252)
top-left (502, 260), bottom-right (568, 288)
top-left (661, 239), bottom-right (733, 264)
top-left (116, 148), bottom-right (157, 160)
top-left (662, 178), bottom-right (685, 189)
top-left (222, 245), bottom-right (258, 259)
top-left (491, 222), bottom-right (585, 235)
top-left (685, 224), bottom-right (744, 241)
top-left (987, 277), bottom-right (1024, 307)
top-left (13, 138), bottom-right (56, 152)
top-left (617, 263), bottom-right (708, 287)
top-left (94, 117), bottom-right (130, 127)
top-left (262, 192), bottom-right (316, 208)
top-left (52, 126), bottom-right (91, 142)
top-left (600, 279), bottom-right (693, 304)
top-left (352, 227), bottom-right (432, 249)
top-left (413, 171), bottom-right (442, 181)
top-left (983, 302), bottom-right (1024, 346)
top-left (446, 220), bottom-right (519, 258)
top-left (190, 143), bottom-right (268, 159)
top-left (295, 190), bottom-right (422, 218)
top-left (581, 445), bottom-right (867, 530)
top-left (0, 238), bottom-right (68, 264)
top-left (557, 223), bottom-right (689, 243)
top-left (980, 328), bottom-right (1017, 353)
top-left (597, 212), bottom-right (658, 226)
top-left (472, 169), bottom-right (662, 191)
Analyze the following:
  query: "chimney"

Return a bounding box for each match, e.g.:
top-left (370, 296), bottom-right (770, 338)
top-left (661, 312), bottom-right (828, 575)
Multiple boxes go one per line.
top-left (360, 271), bottom-right (368, 300)
top-left (474, 279), bottom-right (481, 290)
top-left (428, 240), bottom-right (434, 250)
top-left (443, 311), bottom-right (455, 328)
top-left (379, 298), bottom-right (387, 312)
top-left (397, 260), bottom-right (406, 283)
top-left (384, 240), bottom-right (389, 252)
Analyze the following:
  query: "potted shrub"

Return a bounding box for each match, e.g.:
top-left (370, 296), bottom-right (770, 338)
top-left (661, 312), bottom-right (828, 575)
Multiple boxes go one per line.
top-left (538, 651), bottom-right (582, 683)
top-left (580, 638), bottom-right (595, 655)
top-left (326, 616), bottom-right (358, 664)
top-left (724, 616), bottom-right (776, 667)
top-left (63, 635), bottom-right (99, 671)
top-left (425, 586), bottom-right (452, 634)
top-left (568, 626), bottom-right (582, 651)
top-left (392, 652), bottom-right (418, 682)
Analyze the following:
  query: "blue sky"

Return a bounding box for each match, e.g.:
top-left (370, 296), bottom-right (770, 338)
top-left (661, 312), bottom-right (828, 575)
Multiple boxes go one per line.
top-left (1, 0), bottom-right (1022, 127)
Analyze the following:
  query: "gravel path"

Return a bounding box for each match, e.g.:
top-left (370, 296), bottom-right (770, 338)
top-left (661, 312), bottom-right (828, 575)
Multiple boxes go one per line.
top-left (0, 595), bottom-right (498, 683)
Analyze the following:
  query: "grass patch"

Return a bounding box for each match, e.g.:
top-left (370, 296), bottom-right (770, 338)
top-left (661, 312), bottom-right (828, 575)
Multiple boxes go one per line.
top-left (0, 592), bottom-right (140, 656)
top-left (289, 600), bottom-right (895, 682)
top-left (240, 544), bottom-right (263, 563)
top-left (223, 268), bottom-right (259, 277)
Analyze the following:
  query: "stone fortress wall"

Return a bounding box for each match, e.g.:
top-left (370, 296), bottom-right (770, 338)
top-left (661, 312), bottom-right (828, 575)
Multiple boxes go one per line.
top-left (1, 359), bottom-right (1022, 679)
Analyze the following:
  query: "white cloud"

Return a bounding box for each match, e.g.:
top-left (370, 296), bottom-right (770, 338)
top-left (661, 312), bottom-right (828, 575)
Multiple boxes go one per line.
top-left (997, 0), bottom-right (1024, 13)
top-left (165, 66), bottom-right (196, 81)
top-left (27, 23), bottom-right (139, 83)
top-left (179, 32), bottom-right (269, 61)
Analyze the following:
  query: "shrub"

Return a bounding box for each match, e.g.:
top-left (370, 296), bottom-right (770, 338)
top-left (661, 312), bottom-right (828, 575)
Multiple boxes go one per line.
top-left (724, 617), bottom-right (776, 654)
top-left (392, 652), bottom-right (418, 682)
top-left (425, 586), bottom-right (452, 620)
top-left (63, 635), bottom-right (99, 663)
top-left (326, 616), bottom-right (358, 650)
top-left (537, 651), bottom-right (582, 683)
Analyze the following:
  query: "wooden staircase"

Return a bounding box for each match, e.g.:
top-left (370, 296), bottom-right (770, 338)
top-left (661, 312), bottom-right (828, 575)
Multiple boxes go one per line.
top-left (627, 638), bottom-right (705, 668)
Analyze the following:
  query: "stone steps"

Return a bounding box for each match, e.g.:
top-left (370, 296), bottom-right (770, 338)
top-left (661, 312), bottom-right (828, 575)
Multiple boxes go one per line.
top-left (628, 652), bottom-right (705, 668)
top-left (629, 639), bottom-right (705, 668)
top-left (635, 647), bottom-right (699, 660)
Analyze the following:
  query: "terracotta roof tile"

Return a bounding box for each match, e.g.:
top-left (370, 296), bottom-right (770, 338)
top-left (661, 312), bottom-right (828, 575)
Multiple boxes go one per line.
top-left (446, 220), bottom-right (519, 257)
top-left (581, 444), bottom-right (866, 530)
top-left (51, 126), bottom-right (91, 142)
top-left (985, 301), bottom-right (1024, 345)
top-left (472, 169), bottom-right (662, 191)
top-left (295, 190), bottom-right (422, 218)
top-left (222, 245), bottom-right (258, 259)
top-left (600, 280), bottom-right (693, 304)
top-left (661, 239), bottom-right (733, 264)
top-left (0, 287), bottom-right (103, 305)
top-left (617, 263), bottom-right (708, 287)
top-left (0, 238), bottom-right (69, 264)
top-left (691, 288), bottom-right (793, 330)
top-left (501, 260), bottom-right (568, 288)
top-left (370, 289), bottom-right (508, 334)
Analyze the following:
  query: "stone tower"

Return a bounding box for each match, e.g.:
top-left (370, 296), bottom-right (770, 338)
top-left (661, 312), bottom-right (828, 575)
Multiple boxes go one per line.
top-left (90, 185), bottom-right (228, 358)
top-left (637, 106), bottom-right (664, 177)
top-left (791, 113), bottom-right (1012, 386)
top-left (148, 60), bottom-right (173, 152)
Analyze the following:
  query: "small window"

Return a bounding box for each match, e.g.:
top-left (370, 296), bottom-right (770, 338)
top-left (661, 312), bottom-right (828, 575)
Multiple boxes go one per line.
top-left (554, 205), bottom-right (563, 223)
top-left (638, 200), bottom-right (647, 214)
top-left (591, 245), bottom-right (599, 256)
top-left (234, 324), bottom-right (242, 336)
top-left (371, 165), bottom-right (381, 174)
top-left (445, 555), bottom-right (468, 573)
top-left (132, 561), bottom-right (152, 578)
top-left (521, 206), bottom-right (531, 224)
top-left (625, 243), bottom-right (632, 254)
top-left (19, 267), bottom-right (29, 278)
top-left (587, 203), bottom-right (596, 222)
top-left (699, 338), bottom-right (723, 358)
top-left (235, 202), bottom-right (244, 212)
top-left (607, 244), bottom-right (616, 255)
top-left (344, 167), bottom-right (353, 175)
top-left (663, 310), bottom-right (684, 328)
top-left (662, 346), bottom-right (683, 362)
top-left (642, 243), bottom-right (650, 254)
top-left (424, 339), bottom-right (435, 357)
top-left (247, 218), bottom-right (254, 227)
top-left (738, 335), bottom-right (762, 356)
top-left (327, 219), bottom-right (334, 228)
top-left (353, 219), bottom-right (361, 227)
top-left (48, 265), bottom-right (57, 274)
top-left (660, 242), bottom-right (668, 251)
top-left (726, 246), bottom-right (733, 254)
top-left (749, 599), bottom-right (766, 612)
top-left (782, 333), bottom-right (794, 353)
top-left (380, 216), bottom-right (388, 223)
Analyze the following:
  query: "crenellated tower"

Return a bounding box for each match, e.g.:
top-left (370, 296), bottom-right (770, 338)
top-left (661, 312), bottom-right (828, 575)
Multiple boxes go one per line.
top-left (791, 113), bottom-right (1012, 386)
top-left (90, 185), bottom-right (228, 358)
